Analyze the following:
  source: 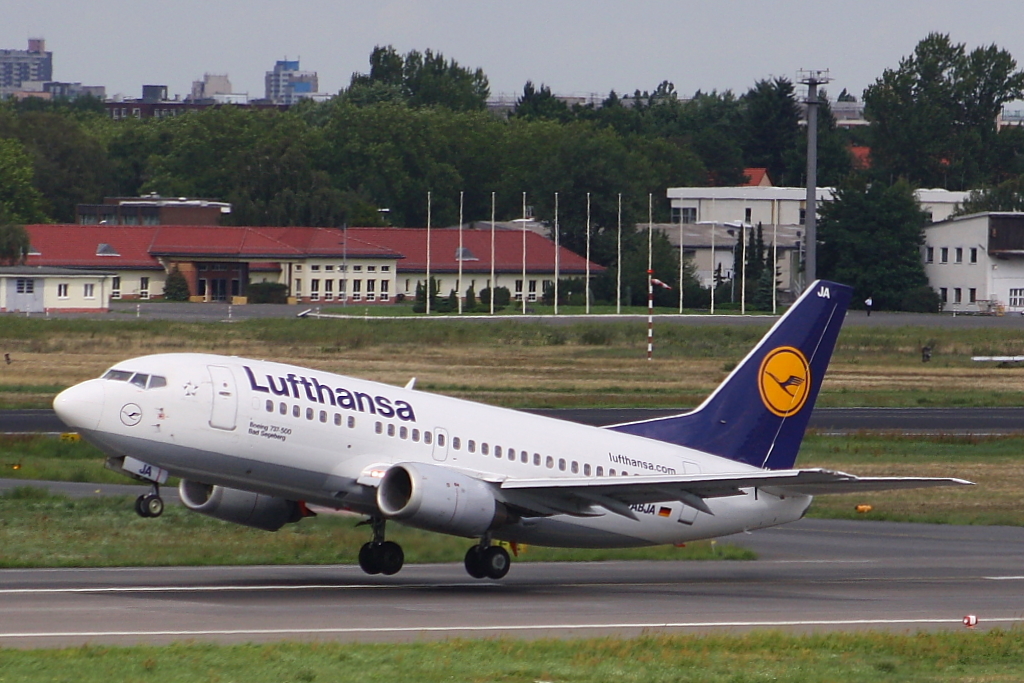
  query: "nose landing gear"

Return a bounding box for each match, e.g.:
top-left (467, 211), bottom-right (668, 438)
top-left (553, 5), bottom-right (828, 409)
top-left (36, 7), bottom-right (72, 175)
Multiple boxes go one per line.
top-left (357, 517), bottom-right (405, 576)
top-left (134, 484), bottom-right (164, 518)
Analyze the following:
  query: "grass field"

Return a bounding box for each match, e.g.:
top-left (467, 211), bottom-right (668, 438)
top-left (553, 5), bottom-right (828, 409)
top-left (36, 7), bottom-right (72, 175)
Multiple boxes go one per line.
top-left (2, 630), bottom-right (1023, 682)
top-left (3, 317), bottom-right (1024, 409)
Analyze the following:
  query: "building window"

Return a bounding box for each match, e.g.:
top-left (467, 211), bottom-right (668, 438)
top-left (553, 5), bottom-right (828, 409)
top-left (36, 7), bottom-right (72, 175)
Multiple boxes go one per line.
top-left (84, 283), bottom-right (95, 299)
top-left (969, 288), bottom-right (977, 303)
top-left (954, 288), bottom-right (962, 304)
top-left (940, 287), bottom-right (948, 303)
top-left (324, 279), bottom-right (334, 300)
top-left (367, 265), bottom-right (376, 272)
top-left (381, 265), bottom-right (391, 272)
top-left (744, 208), bottom-right (752, 223)
top-left (15, 279), bottom-right (33, 294)
top-left (941, 248), bottom-right (948, 263)
top-left (353, 265), bottom-right (362, 272)
top-left (970, 248), bottom-right (978, 264)
top-left (140, 276), bottom-right (150, 300)
top-left (380, 279), bottom-right (390, 302)
top-left (310, 279), bottom-right (320, 301)
top-left (955, 248), bottom-right (963, 264)
top-left (311, 265), bottom-right (320, 271)
top-left (1010, 289), bottom-right (1024, 307)
top-left (926, 247), bottom-right (934, 263)
top-left (352, 279), bottom-right (362, 301)
top-left (515, 280), bottom-right (523, 301)
top-left (673, 207), bottom-right (697, 224)
top-left (57, 283), bottom-right (69, 298)
top-left (528, 280), bottom-right (537, 301)
top-left (294, 278), bottom-right (302, 295)
top-left (112, 276), bottom-right (121, 299)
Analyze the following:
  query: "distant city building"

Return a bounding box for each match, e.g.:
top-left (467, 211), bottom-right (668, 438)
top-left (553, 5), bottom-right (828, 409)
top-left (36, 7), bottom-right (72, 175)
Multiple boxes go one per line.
top-left (189, 73), bottom-right (248, 104)
top-left (264, 59), bottom-right (326, 105)
top-left (0, 39), bottom-right (52, 89)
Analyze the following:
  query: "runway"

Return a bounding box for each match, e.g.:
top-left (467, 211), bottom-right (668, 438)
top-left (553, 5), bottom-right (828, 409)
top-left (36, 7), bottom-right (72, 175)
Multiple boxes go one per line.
top-left (2, 519), bottom-right (1023, 647)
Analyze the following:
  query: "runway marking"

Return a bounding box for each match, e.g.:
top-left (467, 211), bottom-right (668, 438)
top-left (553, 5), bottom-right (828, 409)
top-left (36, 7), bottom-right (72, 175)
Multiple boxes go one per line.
top-left (2, 617), bottom-right (1023, 640)
top-left (984, 576), bottom-right (1024, 580)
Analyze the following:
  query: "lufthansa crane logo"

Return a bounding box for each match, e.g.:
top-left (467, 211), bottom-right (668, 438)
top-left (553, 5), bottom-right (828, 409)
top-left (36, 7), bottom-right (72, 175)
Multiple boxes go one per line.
top-left (758, 347), bottom-right (811, 418)
top-left (120, 403), bottom-right (143, 427)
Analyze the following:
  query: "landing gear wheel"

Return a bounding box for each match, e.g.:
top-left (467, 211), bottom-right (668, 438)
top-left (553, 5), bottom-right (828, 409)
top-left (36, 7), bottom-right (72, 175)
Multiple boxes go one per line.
top-left (358, 542), bottom-right (382, 575)
top-left (482, 546), bottom-right (510, 579)
top-left (134, 494), bottom-right (150, 518)
top-left (378, 541), bottom-right (404, 576)
top-left (464, 546), bottom-right (486, 579)
top-left (142, 493), bottom-right (164, 518)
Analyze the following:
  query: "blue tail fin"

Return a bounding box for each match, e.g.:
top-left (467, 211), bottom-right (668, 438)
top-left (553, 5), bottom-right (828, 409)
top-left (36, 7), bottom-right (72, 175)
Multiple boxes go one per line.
top-left (609, 280), bottom-right (852, 470)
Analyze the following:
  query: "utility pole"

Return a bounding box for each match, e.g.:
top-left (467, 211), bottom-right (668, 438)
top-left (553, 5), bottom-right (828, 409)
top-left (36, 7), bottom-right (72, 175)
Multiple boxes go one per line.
top-left (799, 69), bottom-right (830, 288)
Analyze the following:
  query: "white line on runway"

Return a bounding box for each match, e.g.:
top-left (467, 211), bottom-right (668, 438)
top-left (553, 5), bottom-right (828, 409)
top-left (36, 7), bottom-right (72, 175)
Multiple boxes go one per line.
top-left (3, 618), bottom-right (1023, 640)
top-left (984, 576), bottom-right (1024, 580)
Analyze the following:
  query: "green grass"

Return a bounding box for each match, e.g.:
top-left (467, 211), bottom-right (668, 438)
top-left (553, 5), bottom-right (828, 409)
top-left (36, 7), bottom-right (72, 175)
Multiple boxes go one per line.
top-left (2, 630), bottom-right (1024, 681)
top-left (0, 435), bottom-right (129, 484)
top-left (0, 488), bottom-right (752, 568)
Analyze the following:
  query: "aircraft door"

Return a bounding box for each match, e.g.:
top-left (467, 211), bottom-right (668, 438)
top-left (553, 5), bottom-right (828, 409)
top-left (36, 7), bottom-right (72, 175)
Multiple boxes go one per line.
top-left (208, 365), bottom-right (237, 431)
top-left (678, 460), bottom-right (700, 525)
top-left (431, 428), bottom-right (449, 462)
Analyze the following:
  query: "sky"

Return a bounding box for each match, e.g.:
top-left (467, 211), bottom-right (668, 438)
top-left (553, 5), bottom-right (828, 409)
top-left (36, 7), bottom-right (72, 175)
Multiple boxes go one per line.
top-left (5, 0), bottom-right (1024, 108)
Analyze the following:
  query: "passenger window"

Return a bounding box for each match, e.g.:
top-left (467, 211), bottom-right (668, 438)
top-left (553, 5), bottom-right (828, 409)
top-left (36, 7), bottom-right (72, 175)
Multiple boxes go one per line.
top-left (438, 433), bottom-right (445, 447)
top-left (596, 466), bottom-right (604, 477)
top-left (558, 459), bottom-right (566, 471)
top-left (375, 422), bottom-right (383, 434)
top-left (520, 451), bottom-right (528, 463)
top-left (334, 413), bottom-right (342, 426)
top-left (148, 376), bottom-right (167, 389)
top-left (571, 461), bottom-right (579, 474)
top-left (546, 456), bottom-right (554, 469)
top-left (400, 426), bottom-right (408, 439)
top-left (130, 373), bottom-right (149, 388)
top-left (387, 424), bottom-right (395, 437)
top-left (482, 443), bottom-right (489, 455)
top-left (622, 471), bottom-right (628, 476)
top-left (292, 405), bottom-right (300, 418)
top-left (508, 448), bottom-right (515, 461)
top-left (319, 410), bottom-right (327, 423)
top-left (348, 416), bottom-right (356, 428)
top-left (468, 440), bottom-right (476, 453)
top-left (453, 437), bottom-right (461, 450)
top-left (266, 400), bottom-right (274, 412)
top-left (412, 429), bottom-right (420, 442)
top-left (424, 431), bottom-right (432, 445)
top-left (103, 369), bottom-right (133, 381)
top-left (306, 408), bottom-right (314, 420)
top-left (280, 403), bottom-right (287, 415)
top-left (609, 469), bottom-right (616, 476)
top-left (584, 463), bottom-right (592, 476)
top-left (495, 445), bottom-right (502, 458)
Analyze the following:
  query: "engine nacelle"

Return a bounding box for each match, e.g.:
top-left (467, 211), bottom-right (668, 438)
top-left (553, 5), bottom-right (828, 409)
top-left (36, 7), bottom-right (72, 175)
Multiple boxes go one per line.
top-left (377, 462), bottom-right (510, 538)
top-left (178, 480), bottom-right (304, 532)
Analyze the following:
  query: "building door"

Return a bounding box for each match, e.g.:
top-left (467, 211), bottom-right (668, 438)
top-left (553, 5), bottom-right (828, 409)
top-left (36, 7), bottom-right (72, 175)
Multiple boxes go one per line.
top-left (207, 365), bottom-right (237, 431)
top-left (7, 278), bottom-right (44, 312)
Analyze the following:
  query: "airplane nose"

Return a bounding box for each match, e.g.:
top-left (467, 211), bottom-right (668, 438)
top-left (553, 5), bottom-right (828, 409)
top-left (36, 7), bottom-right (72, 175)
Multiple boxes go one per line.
top-left (53, 380), bottom-right (104, 431)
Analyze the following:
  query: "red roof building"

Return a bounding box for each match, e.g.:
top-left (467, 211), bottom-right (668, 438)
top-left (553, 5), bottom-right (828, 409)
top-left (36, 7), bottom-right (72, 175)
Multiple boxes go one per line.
top-left (742, 168), bottom-right (772, 187)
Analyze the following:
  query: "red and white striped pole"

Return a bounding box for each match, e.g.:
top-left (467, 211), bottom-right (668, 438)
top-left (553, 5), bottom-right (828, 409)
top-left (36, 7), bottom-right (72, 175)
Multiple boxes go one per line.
top-left (647, 268), bottom-right (654, 362)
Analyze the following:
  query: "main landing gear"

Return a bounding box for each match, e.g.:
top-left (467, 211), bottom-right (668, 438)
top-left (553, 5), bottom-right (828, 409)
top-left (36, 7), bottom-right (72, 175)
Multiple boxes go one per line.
top-left (464, 539), bottom-right (510, 580)
top-left (134, 483), bottom-right (164, 518)
top-left (358, 517), bottom-right (405, 576)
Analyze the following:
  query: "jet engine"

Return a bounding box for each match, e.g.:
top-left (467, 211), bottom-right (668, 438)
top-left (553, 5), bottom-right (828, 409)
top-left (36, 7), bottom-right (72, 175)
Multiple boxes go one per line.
top-left (377, 462), bottom-right (511, 538)
top-left (178, 480), bottom-right (304, 532)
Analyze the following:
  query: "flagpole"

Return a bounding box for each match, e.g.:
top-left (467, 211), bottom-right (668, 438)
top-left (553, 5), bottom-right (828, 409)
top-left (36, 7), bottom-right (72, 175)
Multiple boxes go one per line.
top-left (489, 192), bottom-right (495, 316)
top-left (457, 191), bottom-right (464, 314)
top-left (678, 216), bottom-right (684, 313)
top-left (521, 191), bottom-right (527, 314)
top-left (616, 193), bottom-right (622, 315)
top-left (585, 192), bottom-right (591, 315)
top-left (647, 193), bottom-right (653, 362)
top-left (425, 191), bottom-right (432, 315)
top-left (553, 192), bottom-right (560, 316)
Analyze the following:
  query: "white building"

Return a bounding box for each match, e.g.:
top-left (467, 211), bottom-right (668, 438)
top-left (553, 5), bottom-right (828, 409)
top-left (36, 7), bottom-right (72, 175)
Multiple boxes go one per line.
top-left (923, 212), bottom-right (1024, 313)
top-left (0, 266), bottom-right (112, 313)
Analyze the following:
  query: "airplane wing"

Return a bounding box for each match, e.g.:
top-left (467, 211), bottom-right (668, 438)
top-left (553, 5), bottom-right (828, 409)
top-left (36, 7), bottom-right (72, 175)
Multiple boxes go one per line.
top-left (496, 469), bottom-right (972, 520)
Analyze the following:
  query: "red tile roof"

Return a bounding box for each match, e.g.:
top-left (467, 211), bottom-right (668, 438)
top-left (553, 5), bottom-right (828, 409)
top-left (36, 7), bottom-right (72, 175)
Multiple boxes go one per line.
top-left (346, 227), bottom-right (601, 275)
top-left (850, 145), bottom-right (871, 170)
top-left (25, 224), bottom-right (163, 269)
top-left (148, 226), bottom-right (403, 260)
top-left (742, 168), bottom-right (772, 187)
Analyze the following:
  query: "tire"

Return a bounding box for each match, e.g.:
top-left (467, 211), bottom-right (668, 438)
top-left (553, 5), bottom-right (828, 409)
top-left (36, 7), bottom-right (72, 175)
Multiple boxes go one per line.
top-left (143, 494), bottom-right (164, 518)
top-left (482, 546), bottom-right (510, 579)
top-left (464, 546), bottom-right (486, 579)
top-left (378, 541), bottom-right (404, 576)
top-left (134, 495), bottom-right (150, 518)
top-left (358, 542), bottom-right (382, 575)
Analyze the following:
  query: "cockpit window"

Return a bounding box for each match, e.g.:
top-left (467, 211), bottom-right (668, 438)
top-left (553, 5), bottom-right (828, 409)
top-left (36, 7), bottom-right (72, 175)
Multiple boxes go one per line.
top-left (129, 373), bottom-right (149, 388)
top-left (148, 375), bottom-right (167, 389)
top-left (103, 369), bottom-right (133, 381)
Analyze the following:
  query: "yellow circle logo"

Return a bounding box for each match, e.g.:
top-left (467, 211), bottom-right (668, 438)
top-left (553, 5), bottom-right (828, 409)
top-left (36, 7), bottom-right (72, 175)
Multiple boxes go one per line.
top-left (758, 347), bottom-right (811, 418)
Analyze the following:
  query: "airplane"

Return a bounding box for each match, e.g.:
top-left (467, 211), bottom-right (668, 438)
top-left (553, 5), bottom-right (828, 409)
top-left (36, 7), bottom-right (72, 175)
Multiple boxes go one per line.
top-left (52, 280), bottom-right (970, 579)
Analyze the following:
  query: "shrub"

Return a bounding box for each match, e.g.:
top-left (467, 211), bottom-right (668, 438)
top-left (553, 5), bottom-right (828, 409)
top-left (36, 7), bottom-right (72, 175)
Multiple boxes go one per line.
top-left (163, 268), bottom-right (191, 301)
top-left (247, 282), bottom-right (289, 304)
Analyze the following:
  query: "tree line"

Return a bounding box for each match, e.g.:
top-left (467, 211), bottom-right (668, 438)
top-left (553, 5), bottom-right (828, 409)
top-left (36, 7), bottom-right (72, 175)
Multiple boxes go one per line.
top-left (2, 36), bottom-right (1024, 308)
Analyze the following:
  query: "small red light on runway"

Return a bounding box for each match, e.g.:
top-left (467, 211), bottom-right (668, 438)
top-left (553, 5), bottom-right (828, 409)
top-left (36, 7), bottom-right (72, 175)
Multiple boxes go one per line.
top-left (963, 615), bottom-right (978, 628)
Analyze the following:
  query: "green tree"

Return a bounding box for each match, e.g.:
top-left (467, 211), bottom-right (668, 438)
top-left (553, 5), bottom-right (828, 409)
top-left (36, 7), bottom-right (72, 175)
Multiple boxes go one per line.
top-left (955, 175), bottom-right (1024, 215)
top-left (512, 82), bottom-right (571, 122)
top-left (349, 46), bottom-right (489, 111)
top-left (0, 137), bottom-right (46, 223)
top-left (162, 267), bottom-right (191, 301)
top-left (863, 33), bottom-right (1024, 189)
top-left (741, 77), bottom-right (802, 186)
top-left (818, 178), bottom-right (931, 311)
top-left (0, 221), bottom-right (31, 265)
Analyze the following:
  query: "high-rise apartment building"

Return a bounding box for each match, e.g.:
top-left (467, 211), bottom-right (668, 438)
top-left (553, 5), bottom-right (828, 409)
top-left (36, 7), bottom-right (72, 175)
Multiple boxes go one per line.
top-left (264, 59), bottom-right (320, 105)
top-left (0, 38), bottom-right (53, 89)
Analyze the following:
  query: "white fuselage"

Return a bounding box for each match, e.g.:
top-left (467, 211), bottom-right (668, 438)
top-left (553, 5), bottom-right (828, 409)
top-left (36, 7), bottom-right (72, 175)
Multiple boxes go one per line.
top-left (60, 353), bottom-right (811, 547)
